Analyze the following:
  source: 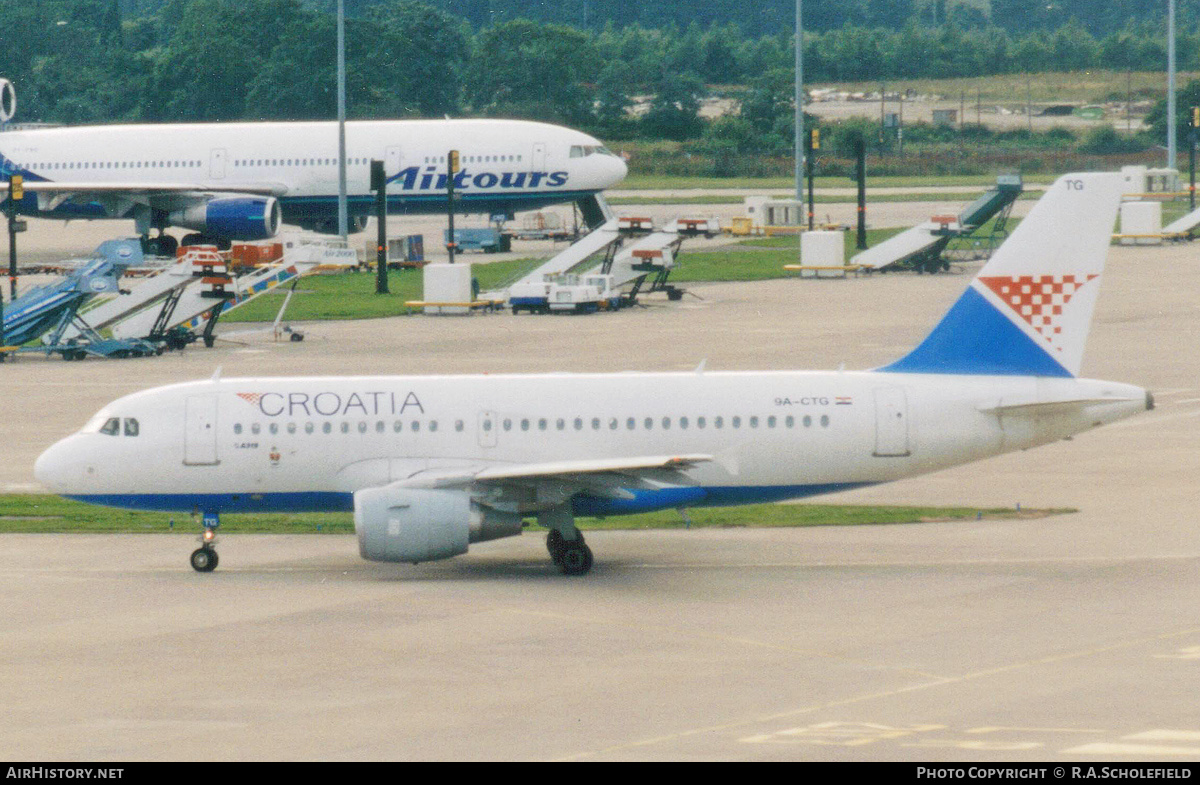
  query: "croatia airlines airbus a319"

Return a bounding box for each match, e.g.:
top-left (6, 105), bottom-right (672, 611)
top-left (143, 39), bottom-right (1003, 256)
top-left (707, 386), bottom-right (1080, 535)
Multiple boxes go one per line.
top-left (0, 80), bottom-right (626, 253)
top-left (34, 173), bottom-right (1150, 575)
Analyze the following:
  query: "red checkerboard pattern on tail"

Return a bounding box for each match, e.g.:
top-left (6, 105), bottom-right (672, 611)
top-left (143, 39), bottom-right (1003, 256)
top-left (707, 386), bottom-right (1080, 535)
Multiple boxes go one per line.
top-left (978, 274), bottom-right (1099, 354)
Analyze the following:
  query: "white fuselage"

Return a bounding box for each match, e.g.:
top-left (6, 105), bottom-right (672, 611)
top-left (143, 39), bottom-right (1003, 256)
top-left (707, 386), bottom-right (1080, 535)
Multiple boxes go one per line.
top-left (0, 118), bottom-right (627, 228)
top-left (34, 370), bottom-right (1148, 517)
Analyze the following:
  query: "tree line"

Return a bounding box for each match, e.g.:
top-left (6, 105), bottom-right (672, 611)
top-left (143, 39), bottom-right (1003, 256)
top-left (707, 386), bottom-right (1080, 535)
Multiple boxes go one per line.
top-left (2, 0), bottom-right (1194, 151)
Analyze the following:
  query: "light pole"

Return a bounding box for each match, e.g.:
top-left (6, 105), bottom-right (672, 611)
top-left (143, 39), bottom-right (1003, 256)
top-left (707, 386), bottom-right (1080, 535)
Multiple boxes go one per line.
top-left (794, 0), bottom-right (804, 215)
top-left (337, 0), bottom-right (348, 241)
top-left (1168, 0), bottom-right (1177, 170)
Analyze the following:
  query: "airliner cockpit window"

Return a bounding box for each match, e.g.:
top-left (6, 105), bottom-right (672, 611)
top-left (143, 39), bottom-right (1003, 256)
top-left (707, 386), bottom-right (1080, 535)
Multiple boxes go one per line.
top-left (124, 418), bottom-right (139, 437)
top-left (99, 417), bottom-right (120, 436)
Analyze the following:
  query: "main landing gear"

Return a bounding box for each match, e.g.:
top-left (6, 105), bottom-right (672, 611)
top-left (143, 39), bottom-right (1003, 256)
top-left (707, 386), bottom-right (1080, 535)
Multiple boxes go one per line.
top-left (190, 511), bottom-right (220, 572)
top-left (540, 506), bottom-right (593, 576)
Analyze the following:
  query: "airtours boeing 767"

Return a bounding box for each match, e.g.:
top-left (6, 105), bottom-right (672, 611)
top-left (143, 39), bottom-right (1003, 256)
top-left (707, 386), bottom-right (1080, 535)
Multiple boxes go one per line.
top-left (0, 79), bottom-right (625, 253)
top-left (34, 172), bottom-right (1151, 575)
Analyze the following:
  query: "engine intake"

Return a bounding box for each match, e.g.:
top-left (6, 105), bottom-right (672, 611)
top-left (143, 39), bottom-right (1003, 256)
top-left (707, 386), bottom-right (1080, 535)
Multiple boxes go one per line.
top-left (354, 486), bottom-right (523, 564)
top-left (168, 196), bottom-right (281, 241)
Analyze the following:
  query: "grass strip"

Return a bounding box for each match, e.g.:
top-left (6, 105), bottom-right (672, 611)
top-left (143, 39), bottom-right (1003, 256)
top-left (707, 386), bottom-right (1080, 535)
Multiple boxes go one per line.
top-left (0, 494), bottom-right (1072, 534)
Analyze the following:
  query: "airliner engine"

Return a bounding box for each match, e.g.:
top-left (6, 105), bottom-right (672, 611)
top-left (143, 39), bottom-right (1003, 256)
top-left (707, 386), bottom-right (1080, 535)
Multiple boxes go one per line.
top-left (354, 486), bottom-right (524, 563)
top-left (168, 196), bottom-right (281, 241)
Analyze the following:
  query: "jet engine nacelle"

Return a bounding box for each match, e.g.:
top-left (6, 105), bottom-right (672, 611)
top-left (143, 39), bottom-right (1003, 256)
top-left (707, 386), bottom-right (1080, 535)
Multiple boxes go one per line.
top-left (167, 196), bottom-right (281, 241)
top-left (354, 486), bottom-right (524, 564)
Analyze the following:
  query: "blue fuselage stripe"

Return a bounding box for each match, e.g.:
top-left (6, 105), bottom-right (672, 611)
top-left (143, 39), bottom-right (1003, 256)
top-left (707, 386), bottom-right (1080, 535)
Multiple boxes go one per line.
top-left (66, 483), bottom-right (876, 518)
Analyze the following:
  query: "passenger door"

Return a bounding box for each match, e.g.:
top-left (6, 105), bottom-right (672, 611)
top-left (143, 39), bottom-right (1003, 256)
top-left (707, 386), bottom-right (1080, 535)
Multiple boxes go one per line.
top-left (184, 395), bottom-right (220, 465)
top-left (872, 387), bottom-right (910, 457)
top-left (209, 148), bottom-right (227, 180)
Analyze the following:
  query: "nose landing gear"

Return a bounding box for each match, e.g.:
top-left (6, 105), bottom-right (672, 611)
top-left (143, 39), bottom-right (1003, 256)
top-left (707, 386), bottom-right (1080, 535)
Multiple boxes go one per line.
top-left (190, 511), bottom-right (220, 572)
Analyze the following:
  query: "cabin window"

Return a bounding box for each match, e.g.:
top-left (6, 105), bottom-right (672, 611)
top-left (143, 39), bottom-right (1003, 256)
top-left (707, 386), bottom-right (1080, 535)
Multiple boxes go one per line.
top-left (785, 416), bottom-right (794, 428)
top-left (591, 417), bottom-right (601, 430)
top-left (503, 419), bottom-right (512, 431)
top-left (732, 416), bottom-right (742, 429)
top-left (749, 416), bottom-right (759, 429)
top-left (803, 415), bottom-right (812, 428)
top-left (556, 418), bottom-right (565, 431)
top-left (412, 421), bottom-right (421, 432)
top-left (323, 422), bottom-right (332, 434)
top-left (375, 421), bottom-right (385, 433)
top-left (234, 423), bottom-right (243, 435)
top-left (340, 422), bottom-right (349, 434)
top-left (680, 416), bottom-right (689, 430)
top-left (573, 418), bottom-right (583, 431)
top-left (767, 416), bottom-right (777, 428)
top-left (627, 417), bottom-right (636, 430)
top-left (661, 417), bottom-right (671, 430)
top-left (251, 423), bottom-right (261, 435)
top-left (429, 421), bottom-right (438, 432)
top-left (697, 417), bottom-right (706, 429)
top-left (521, 419), bottom-right (530, 431)
top-left (714, 416), bottom-right (724, 429)
top-left (820, 415), bottom-right (830, 428)
top-left (538, 418), bottom-right (548, 431)
top-left (394, 421), bottom-right (403, 433)
top-left (305, 422), bottom-right (314, 434)
top-left (357, 422), bottom-right (367, 434)
top-left (644, 417), bottom-right (653, 430)
top-left (269, 423), bottom-right (278, 435)
top-left (287, 422), bottom-right (297, 434)
top-left (608, 418), bottom-right (618, 430)
top-left (455, 420), bottom-right (464, 432)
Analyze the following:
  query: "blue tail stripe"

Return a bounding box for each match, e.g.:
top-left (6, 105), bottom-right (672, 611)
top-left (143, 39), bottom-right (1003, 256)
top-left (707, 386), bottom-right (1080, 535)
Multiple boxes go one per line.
top-left (879, 287), bottom-right (1072, 377)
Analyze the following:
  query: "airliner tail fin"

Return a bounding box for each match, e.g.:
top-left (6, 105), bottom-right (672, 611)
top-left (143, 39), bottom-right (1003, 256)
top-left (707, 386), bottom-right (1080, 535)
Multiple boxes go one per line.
top-left (879, 172), bottom-right (1124, 378)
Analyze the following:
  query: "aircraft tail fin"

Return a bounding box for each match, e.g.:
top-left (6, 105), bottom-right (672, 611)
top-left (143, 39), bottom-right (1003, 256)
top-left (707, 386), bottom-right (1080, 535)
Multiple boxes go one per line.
top-left (878, 172), bottom-right (1124, 378)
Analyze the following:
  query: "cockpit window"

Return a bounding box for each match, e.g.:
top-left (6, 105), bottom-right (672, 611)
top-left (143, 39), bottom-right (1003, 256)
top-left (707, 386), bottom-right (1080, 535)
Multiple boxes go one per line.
top-left (570, 145), bottom-right (618, 159)
top-left (123, 418), bottom-right (139, 437)
top-left (99, 417), bottom-right (120, 436)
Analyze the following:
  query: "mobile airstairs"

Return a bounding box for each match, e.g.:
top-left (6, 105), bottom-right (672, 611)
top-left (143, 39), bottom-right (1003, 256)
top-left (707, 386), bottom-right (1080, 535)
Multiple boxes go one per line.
top-left (0, 239), bottom-right (160, 360)
top-left (851, 175), bottom-right (1024, 273)
top-left (488, 196), bottom-right (711, 310)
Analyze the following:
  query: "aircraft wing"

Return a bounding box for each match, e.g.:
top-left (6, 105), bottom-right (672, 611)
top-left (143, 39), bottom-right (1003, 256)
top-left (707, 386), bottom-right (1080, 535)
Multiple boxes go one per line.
top-left (395, 454), bottom-right (714, 501)
top-left (0, 180), bottom-right (287, 217)
top-left (0, 181), bottom-right (286, 196)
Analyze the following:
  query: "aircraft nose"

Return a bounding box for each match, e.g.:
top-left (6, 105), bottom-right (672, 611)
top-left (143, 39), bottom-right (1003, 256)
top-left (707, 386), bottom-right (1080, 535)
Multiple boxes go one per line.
top-left (34, 438), bottom-right (73, 492)
top-left (611, 155), bottom-right (628, 185)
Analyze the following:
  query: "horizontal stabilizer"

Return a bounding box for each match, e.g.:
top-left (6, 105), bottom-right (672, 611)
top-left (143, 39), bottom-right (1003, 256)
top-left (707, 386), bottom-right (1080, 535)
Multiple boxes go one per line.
top-left (977, 397), bottom-right (1141, 416)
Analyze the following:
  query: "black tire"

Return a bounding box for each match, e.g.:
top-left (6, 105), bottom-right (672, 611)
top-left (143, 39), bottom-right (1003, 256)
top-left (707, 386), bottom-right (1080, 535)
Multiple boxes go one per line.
top-left (190, 547), bottom-right (218, 572)
top-left (559, 541), bottom-right (593, 576)
top-left (289, 332), bottom-right (304, 342)
top-left (546, 529), bottom-right (566, 565)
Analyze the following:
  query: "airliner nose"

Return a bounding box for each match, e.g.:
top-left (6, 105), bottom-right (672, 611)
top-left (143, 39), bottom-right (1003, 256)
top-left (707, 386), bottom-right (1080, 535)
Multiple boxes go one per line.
top-left (34, 439), bottom-right (70, 492)
top-left (611, 155), bottom-right (628, 185)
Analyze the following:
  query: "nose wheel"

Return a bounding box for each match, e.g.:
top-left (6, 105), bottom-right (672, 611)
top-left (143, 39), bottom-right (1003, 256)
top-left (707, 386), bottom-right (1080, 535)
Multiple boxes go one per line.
top-left (190, 511), bottom-right (220, 572)
top-left (190, 546), bottom-right (218, 572)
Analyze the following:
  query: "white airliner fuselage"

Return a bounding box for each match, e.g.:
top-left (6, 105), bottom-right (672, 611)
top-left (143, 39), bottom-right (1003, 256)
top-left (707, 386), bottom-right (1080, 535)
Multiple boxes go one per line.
top-left (34, 173), bottom-right (1151, 575)
top-left (0, 118), bottom-right (627, 238)
top-left (36, 370), bottom-right (1147, 516)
